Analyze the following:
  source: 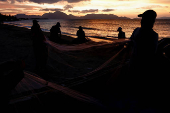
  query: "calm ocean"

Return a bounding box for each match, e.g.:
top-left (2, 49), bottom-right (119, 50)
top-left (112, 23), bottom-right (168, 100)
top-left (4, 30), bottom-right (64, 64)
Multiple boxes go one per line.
top-left (5, 19), bottom-right (170, 41)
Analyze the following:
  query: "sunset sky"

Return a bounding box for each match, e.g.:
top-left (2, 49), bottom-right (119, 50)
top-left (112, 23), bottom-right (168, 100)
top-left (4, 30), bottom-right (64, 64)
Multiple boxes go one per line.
top-left (0, 0), bottom-right (170, 18)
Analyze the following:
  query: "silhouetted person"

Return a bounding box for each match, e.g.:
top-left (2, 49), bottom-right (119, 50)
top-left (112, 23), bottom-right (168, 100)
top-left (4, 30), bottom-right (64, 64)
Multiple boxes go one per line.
top-left (130, 10), bottom-right (158, 73)
top-left (76, 26), bottom-right (86, 43)
top-left (129, 10), bottom-right (158, 108)
top-left (50, 22), bottom-right (61, 42)
top-left (117, 27), bottom-right (125, 39)
top-left (31, 20), bottom-right (48, 73)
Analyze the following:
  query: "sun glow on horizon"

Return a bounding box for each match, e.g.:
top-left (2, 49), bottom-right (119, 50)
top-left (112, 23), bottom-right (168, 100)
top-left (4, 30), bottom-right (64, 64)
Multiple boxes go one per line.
top-left (0, 0), bottom-right (170, 18)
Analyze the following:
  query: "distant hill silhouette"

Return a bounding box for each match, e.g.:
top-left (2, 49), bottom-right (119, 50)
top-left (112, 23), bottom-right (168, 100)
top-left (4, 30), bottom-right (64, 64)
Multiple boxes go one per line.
top-left (15, 14), bottom-right (42, 19)
top-left (42, 11), bottom-right (69, 19)
top-left (133, 17), bottom-right (170, 19)
top-left (15, 11), bottom-right (130, 19)
top-left (68, 14), bottom-right (79, 19)
top-left (157, 17), bottom-right (170, 19)
top-left (0, 13), bottom-right (19, 22)
top-left (80, 14), bottom-right (129, 19)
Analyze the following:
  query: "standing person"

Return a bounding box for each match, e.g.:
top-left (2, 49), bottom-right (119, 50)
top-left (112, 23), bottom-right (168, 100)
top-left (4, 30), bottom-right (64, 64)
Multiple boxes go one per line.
top-left (31, 20), bottom-right (48, 73)
top-left (129, 10), bottom-right (158, 108)
top-left (130, 10), bottom-right (158, 74)
top-left (50, 22), bottom-right (61, 42)
top-left (76, 26), bottom-right (86, 43)
top-left (117, 27), bottom-right (125, 39)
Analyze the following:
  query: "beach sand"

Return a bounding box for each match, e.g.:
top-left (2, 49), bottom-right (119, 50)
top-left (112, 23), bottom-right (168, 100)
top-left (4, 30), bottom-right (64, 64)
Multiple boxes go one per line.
top-left (0, 23), bottom-right (129, 83)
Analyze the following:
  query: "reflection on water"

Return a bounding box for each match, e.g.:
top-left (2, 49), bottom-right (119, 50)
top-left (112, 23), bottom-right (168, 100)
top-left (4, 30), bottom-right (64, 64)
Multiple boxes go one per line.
top-left (5, 19), bottom-right (170, 41)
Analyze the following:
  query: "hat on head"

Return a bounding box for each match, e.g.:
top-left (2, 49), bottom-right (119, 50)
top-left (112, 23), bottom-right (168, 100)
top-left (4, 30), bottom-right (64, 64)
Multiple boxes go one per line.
top-left (33, 19), bottom-right (39, 23)
top-left (79, 26), bottom-right (82, 29)
top-left (138, 10), bottom-right (157, 19)
top-left (56, 22), bottom-right (61, 27)
top-left (117, 27), bottom-right (122, 31)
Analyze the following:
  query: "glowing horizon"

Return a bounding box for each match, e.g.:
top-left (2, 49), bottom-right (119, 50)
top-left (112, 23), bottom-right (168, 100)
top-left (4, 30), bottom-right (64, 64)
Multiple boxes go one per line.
top-left (0, 0), bottom-right (170, 18)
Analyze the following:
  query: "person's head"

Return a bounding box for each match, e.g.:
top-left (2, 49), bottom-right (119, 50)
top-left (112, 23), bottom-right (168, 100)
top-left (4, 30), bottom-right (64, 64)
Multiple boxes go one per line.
top-left (56, 22), bottom-right (61, 27)
top-left (79, 26), bottom-right (83, 30)
top-left (117, 27), bottom-right (122, 32)
top-left (138, 10), bottom-right (157, 30)
top-left (33, 19), bottom-right (38, 24)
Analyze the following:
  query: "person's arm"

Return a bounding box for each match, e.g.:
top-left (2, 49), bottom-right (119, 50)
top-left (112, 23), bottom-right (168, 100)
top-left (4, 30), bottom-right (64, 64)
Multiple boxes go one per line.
top-left (31, 26), bottom-right (36, 40)
top-left (50, 26), bottom-right (53, 32)
top-left (154, 33), bottom-right (159, 54)
top-left (123, 32), bottom-right (126, 38)
top-left (130, 30), bottom-right (135, 40)
top-left (129, 28), bottom-right (139, 46)
top-left (59, 28), bottom-right (61, 38)
top-left (117, 32), bottom-right (120, 38)
top-left (83, 31), bottom-right (85, 38)
top-left (76, 30), bottom-right (78, 36)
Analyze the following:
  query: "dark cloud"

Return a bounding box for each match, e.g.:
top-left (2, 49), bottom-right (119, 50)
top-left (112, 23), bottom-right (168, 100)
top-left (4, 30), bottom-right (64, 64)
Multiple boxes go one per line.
top-left (80, 9), bottom-right (98, 13)
top-left (0, 0), bottom-right (90, 4)
top-left (29, 0), bottom-right (60, 4)
top-left (40, 8), bottom-right (63, 12)
top-left (66, 0), bottom-right (90, 3)
top-left (68, 10), bottom-right (80, 13)
top-left (102, 9), bottom-right (115, 12)
top-left (40, 5), bottom-right (73, 12)
top-left (63, 5), bottom-right (73, 10)
top-left (68, 9), bottom-right (98, 14)
top-left (0, 2), bottom-right (41, 11)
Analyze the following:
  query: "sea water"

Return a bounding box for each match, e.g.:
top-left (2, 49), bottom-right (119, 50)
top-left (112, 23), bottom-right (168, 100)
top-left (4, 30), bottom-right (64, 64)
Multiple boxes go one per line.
top-left (5, 19), bottom-right (170, 41)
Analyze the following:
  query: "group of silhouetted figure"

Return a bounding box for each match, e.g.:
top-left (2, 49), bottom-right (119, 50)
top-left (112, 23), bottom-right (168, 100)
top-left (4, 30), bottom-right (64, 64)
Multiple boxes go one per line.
top-left (1, 10), bottom-right (170, 111)
top-left (31, 19), bottom-right (126, 48)
top-left (49, 22), bottom-right (88, 44)
top-left (29, 19), bottom-right (126, 74)
top-left (49, 21), bottom-right (126, 42)
top-left (30, 9), bottom-right (169, 111)
top-left (30, 20), bottom-right (89, 73)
